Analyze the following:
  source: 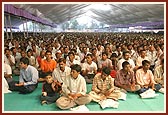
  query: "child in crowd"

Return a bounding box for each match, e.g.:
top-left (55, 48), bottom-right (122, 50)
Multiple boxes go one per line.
top-left (40, 73), bottom-right (62, 105)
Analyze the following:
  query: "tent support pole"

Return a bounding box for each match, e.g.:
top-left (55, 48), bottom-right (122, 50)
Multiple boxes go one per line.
top-left (4, 15), bottom-right (9, 39)
top-left (33, 21), bottom-right (35, 36)
top-left (23, 19), bottom-right (26, 38)
top-left (26, 19), bottom-right (28, 38)
top-left (8, 14), bottom-right (13, 39)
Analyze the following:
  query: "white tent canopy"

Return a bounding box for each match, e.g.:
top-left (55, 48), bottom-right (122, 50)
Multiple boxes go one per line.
top-left (4, 3), bottom-right (164, 29)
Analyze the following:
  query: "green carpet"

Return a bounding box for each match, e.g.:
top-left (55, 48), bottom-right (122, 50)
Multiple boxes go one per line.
top-left (3, 76), bottom-right (165, 112)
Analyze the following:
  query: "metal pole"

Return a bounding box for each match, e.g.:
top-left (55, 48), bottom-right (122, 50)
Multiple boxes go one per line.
top-left (33, 21), bottom-right (35, 36)
top-left (23, 19), bottom-right (26, 38)
top-left (26, 19), bottom-right (28, 38)
top-left (4, 15), bottom-right (9, 39)
top-left (35, 22), bottom-right (37, 35)
top-left (8, 14), bottom-right (13, 39)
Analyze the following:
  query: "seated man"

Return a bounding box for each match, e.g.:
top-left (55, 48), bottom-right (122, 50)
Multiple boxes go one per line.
top-left (115, 61), bottom-right (141, 92)
top-left (154, 58), bottom-right (164, 93)
top-left (66, 51), bottom-right (80, 67)
top-left (117, 50), bottom-right (135, 70)
top-left (89, 67), bottom-right (121, 102)
top-left (4, 62), bottom-right (14, 90)
top-left (136, 60), bottom-right (162, 94)
top-left (38, 50), bottom-right (57, 82)
top-left (52, 58), bottom-right (71, 83)
top-left (97, 52), bottom-right (113, 72)
top-left (81, 54), bottom-right (97, 84)
top-left (14, 57), bottom-right (39, 94)
top-left (56, 64), bottom-right (92, 110)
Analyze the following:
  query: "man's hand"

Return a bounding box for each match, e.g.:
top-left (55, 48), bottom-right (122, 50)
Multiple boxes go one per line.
top-left (100, 95), bottom-right (106, 100)
top-left (151, 83), bottom-right (155, 90)
top-left (15, 82), bottom-right (24, 86)
top-left (42, 92), bottom-right (47, 96)
top-left (68, 93), bottom-right (77, 100)
top-left (130, 84), bottom-right (136, 91)
top-left (68, 93), bottom-right (82, 100)
top-left (51, 81), bottom-right (56, 91)
top-left (143, 85), bottom-right (149, 89)
top-left (104, 89), bottom-right (113, 96)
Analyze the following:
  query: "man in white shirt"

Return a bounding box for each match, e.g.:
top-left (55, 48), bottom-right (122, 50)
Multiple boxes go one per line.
top-left (97, 52), bottom-right (113, 72)
top-left (56, 64), bottom-right (92, 109)
top-left (52, 58), bottom-right (71, 83)
top-left (81, 54), bottom-right (97, 84)
top-left (4, 62), bottom-right (17, 91)
top-left (4, 63), bottom-right (12, 79)
top-left (135, 49), bottom-right (149, 71)
top-left (4, 48), bottom-right (15, 68)
top-left (154, 59), bottom-right (164, 88)
top-left (147, 45), bottom-right (157, 72)
top-left (66, 52), bottom-right (80, 67)
top-left (117, 51), bottom-right (135, 70)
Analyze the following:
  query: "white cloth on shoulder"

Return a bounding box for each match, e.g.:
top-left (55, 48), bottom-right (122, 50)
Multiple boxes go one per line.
top-left (140, 88), bottom-right (159, 98)
top-left (98, 99), bottom-right (119, 109)
top-left (70, 105), bottom-right (89, 111)
top-left (4, 78), bottom-right (12, 93)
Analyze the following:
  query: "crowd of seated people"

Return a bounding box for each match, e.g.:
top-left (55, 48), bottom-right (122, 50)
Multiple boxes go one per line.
top-left (4, 32), bottom-right (164, 109)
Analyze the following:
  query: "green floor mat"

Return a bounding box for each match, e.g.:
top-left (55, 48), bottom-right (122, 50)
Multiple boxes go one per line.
top-left (3, 76), bottom-right (165, 112)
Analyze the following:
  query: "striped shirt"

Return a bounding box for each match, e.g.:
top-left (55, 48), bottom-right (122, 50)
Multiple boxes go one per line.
top-left (92, 73), bottom-right (114, 93)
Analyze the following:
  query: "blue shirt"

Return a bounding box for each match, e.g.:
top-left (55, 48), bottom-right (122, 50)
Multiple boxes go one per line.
top-left (19, 65), bottom-right (39, 86)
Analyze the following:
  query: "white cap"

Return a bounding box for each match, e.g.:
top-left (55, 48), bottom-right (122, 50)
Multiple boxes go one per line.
top-left (56, 50), bottom-right (62, 54)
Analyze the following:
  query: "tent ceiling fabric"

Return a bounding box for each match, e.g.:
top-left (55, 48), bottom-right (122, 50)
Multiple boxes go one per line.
top-left (4, 15), bottom-right (23, 29)
top-left (11, 3), bottom-right (164, 27)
